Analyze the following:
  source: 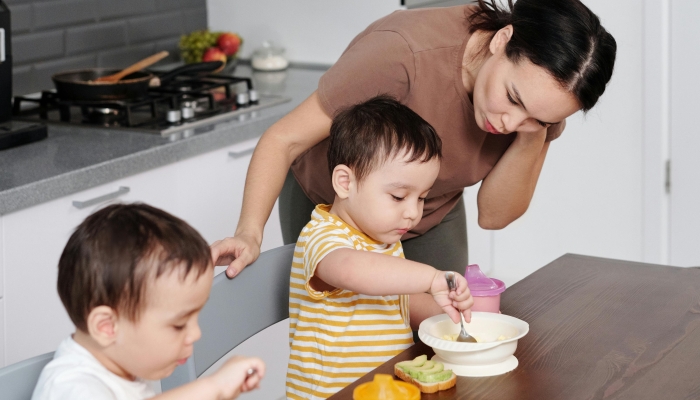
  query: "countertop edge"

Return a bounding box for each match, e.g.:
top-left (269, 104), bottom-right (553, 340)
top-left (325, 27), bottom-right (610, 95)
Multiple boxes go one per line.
top-left (0, 113), bottom-right (282, 215)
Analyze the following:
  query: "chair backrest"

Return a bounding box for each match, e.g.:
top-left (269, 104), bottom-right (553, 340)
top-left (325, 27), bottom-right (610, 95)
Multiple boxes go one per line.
top-left (160, 243), bottom-right (295, 391)
top-left (0, 351), bottom-right (55, 400)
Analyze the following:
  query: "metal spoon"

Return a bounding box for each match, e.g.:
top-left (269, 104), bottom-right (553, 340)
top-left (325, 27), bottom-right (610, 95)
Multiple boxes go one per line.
top-left (245, 368), bottom-right (258, 385)
top-left (445, 271), bottom-right (477, 343)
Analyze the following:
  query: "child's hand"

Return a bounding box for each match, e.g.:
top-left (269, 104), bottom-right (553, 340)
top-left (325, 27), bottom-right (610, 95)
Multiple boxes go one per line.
top-left (208, 355), bottom-right (266, 399)
top-left (429, 271), bottom-right (474, 324)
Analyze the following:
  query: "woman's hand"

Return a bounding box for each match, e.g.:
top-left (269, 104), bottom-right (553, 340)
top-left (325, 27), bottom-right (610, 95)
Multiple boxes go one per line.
top-left (210, 91), bottom-right (333, 279)
top-left (210, 232), bottom-right (261, 278)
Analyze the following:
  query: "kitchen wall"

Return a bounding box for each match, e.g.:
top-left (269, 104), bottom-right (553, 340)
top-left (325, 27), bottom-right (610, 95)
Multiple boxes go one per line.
top-left (5, 0), bottom-right (207, 96)
top-left (207, 0), bottom-right (403, 65)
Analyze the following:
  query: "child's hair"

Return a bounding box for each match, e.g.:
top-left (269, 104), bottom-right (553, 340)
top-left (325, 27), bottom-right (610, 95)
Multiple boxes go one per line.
top-left (57, 203), bottom-right (212, 332)
top-left (327, 95), bottom-right (442, 182)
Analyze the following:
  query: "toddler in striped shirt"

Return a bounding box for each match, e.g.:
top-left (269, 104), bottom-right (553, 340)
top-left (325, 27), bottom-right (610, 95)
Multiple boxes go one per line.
top-left (286, 95), bottom-right (474, 400)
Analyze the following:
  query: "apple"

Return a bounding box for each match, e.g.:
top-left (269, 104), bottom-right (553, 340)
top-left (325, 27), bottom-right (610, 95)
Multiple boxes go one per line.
top-left (202, 46), bottom-right (227, 66)
top-left (217, 32), bottom-right (242, 57)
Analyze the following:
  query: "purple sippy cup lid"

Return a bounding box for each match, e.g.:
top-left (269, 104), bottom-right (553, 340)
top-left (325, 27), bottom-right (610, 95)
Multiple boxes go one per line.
top-left (465, 264), bottom-right (506, 296)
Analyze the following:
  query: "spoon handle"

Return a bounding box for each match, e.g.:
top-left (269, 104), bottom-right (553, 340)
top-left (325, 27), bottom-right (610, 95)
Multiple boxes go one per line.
top-left (445, 271), bottom-right (456, 291)
top-left (95, 51), bottom-right (169, 83)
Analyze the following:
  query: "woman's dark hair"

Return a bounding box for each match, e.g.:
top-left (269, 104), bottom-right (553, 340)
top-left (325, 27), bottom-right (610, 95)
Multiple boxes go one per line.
top-left (58, 203), bottom-right (212, 332)
top-left (469, 0), bottom-right (617, 111)
top-left (328, 95), bottom-right (442, 182)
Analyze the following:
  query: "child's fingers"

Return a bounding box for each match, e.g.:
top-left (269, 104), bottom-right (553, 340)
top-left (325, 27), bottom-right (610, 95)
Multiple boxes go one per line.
top-left (441, 304), bottom-right (462, 324)
top-left (463, 308), bottom-right (472, 323)
top-left (248, 358), bottom-right (266, 377)
top-left (454, 274), bottom-right (468, 295)
top-left (242, 375), bottom-right (262, 392)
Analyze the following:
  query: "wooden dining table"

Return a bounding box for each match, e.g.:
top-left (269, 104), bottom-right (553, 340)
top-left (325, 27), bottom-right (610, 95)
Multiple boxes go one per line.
top-left (328, 254), bottom-right (700, 399)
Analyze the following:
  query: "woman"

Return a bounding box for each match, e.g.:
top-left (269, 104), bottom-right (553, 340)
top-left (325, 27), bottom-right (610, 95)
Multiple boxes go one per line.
top-left (211, 0), bottom-right (616, 277)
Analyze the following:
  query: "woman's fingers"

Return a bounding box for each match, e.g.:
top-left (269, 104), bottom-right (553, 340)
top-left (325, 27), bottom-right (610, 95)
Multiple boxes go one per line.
top-left (210, 236), bottom-right (261, 278)
top-left (225, 251), bottom-right (253, 278)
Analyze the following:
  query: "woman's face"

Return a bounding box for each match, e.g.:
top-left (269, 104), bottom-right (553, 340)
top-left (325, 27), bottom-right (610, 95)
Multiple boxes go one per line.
top-left (471, 27), bottom-right (580, 135)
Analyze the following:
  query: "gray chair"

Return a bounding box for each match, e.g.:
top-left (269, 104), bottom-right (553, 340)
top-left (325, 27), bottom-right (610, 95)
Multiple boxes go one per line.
top-left (0, 351), bottom-right (54, 400)
top-left (161, 243), bottom-right (294, 391)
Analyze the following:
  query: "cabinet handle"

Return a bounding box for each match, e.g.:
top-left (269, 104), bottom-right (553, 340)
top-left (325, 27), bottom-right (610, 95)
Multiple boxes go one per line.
top-left (1, 28), bottom-right (5, 62)
top-left (228, 147), bottom-right (256, 159)
top-left (72, 186), bottom-right (130, 209)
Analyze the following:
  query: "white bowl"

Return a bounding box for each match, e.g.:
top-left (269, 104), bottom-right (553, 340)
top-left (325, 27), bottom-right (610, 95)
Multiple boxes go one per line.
top-left (418, 312), bottom-right (529, 376)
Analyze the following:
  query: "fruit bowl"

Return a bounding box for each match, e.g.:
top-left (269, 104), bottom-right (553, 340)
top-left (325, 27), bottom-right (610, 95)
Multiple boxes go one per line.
top-left (418, 312), bottom-right (529, 377)
top-left (179, 30), bottom-right (242, 73)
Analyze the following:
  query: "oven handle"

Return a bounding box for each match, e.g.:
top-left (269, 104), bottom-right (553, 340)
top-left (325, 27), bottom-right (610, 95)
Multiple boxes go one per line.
top-left (72, 186), bottom-right (130, 209)
top-left (228, 146), bottom-right (256, 159)
top-left (1, 28), bottom-right (5, 62)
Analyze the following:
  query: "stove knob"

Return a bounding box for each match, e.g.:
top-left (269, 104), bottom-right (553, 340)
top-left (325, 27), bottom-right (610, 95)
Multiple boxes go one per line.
top-left (236, 92), bottom-right (250, 107)
top-left (166, 109), bottom-right (182, 123)
top-left (248, 90), bottom-right (259, 104)
top-left (182, 100), bottom-right (198, 109)
top-left (181, 106), bottom-right (195, 120)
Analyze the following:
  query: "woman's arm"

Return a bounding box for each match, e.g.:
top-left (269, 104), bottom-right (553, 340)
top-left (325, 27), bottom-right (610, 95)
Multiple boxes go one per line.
top-left (210, 91), bottom-right (332, 277)
top-left (476, 128), bottom-right (549, 229)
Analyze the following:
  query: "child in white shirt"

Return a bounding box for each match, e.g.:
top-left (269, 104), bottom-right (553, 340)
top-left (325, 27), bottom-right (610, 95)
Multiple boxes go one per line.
top-left (32, 203), bottom-right (265, 400)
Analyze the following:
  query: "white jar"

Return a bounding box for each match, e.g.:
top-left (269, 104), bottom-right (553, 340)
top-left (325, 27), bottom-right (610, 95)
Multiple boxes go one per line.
top-left (251, 41), bottom-right (289, 71)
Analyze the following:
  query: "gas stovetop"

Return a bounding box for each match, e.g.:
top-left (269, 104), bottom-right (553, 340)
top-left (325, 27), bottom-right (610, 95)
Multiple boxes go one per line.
top-left (12, 72), bottom-right (290, 137)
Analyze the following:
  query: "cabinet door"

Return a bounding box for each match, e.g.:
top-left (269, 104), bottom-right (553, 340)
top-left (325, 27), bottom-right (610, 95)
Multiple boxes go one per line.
top-left (670, 1), bottom-right (700, 266)
top-left (175, 138), bottom-right (283, 274)
top-left (0, 299), bottom-right (5, 368)
top-left (2, 165), bottom-right (177, 366)
top-left (0, 215), bottom-right (4, 301)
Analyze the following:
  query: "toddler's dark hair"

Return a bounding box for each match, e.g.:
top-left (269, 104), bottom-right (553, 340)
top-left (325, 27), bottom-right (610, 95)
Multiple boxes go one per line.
top-left (57, 203), bottom-right (212, 332)
top-left (327, 95), bottom-right (442, 182)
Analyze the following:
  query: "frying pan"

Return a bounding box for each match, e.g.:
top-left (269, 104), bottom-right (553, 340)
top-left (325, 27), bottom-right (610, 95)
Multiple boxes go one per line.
top-left (51, 61), bottom-right (225, 102)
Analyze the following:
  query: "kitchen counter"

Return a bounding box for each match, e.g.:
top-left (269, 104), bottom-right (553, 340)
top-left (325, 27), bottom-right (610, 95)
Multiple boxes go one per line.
top-left (0, 65), bottom-right (327, 215)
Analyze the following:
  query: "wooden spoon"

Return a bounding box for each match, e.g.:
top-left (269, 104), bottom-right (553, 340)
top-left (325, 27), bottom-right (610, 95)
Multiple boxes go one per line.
top-left (94, 51), bottom-right (169, 83)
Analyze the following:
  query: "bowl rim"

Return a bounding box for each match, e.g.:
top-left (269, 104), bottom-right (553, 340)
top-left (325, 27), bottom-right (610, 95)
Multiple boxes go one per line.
top-left (418, 312), bottom-right (529, 352)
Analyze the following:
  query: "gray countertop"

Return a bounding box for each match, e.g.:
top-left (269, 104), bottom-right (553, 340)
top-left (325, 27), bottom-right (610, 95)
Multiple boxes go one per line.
top-left (0, 65), bottom-right (326, 215)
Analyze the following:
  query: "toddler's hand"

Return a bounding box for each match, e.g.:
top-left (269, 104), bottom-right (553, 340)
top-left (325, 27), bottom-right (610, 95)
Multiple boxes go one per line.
top-left (208, 355), bottom-right (266, 399)
top-left (429, 271), bottom-right (473, 324)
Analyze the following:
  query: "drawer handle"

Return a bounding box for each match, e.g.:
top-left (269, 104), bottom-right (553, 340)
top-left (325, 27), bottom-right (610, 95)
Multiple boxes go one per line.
top-left (0, 28), bottom-right (5, 62)
top-left (72, 186), bottom-right (130, 209)
top-left (228, 147), bottom-right (256, 159)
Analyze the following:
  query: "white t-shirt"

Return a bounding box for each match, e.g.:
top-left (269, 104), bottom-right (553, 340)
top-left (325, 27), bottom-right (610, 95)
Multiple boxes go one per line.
top-left (31, 337), bottom-right (156, 400)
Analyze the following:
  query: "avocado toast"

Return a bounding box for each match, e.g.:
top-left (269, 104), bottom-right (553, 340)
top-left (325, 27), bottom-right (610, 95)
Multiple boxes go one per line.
top-left (394, 355), bottom-right (457, 393)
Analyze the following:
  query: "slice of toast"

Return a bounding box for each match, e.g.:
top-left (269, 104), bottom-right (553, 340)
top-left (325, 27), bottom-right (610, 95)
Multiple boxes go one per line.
top-left (394, 357), bottom-right (457, 393)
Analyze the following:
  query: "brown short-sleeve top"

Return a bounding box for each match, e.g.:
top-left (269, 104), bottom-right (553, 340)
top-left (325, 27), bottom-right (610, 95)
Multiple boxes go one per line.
top-left (291, 5), bottom-right (565, 238)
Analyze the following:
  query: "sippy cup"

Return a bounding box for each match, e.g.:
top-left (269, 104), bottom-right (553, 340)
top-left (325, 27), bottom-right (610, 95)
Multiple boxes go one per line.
top-left (465, 264), bottom-right (506, 313)
top-left (353, 374), bottom-right (420, 400)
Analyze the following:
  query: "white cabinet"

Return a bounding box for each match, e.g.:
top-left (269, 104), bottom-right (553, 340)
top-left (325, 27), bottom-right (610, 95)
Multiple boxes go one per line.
top-left (2, 164), bottom-right (178, 367)
top-left (174, 138), bottom-right (283, 276)
top-left (174, 138), bottom-right (260, 246)
top-left (0, 215), bottom-right (4, 300)
top-left (0, 299), bottom-right (5, 367)
top-left (669, 1), bottom-right (700, 267)
top-left (0, 135), bottom-right (285, 367)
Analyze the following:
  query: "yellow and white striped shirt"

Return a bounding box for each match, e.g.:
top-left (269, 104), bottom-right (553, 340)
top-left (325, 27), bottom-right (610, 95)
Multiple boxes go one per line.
top-left (286, 205), bottom-right (413, 400)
